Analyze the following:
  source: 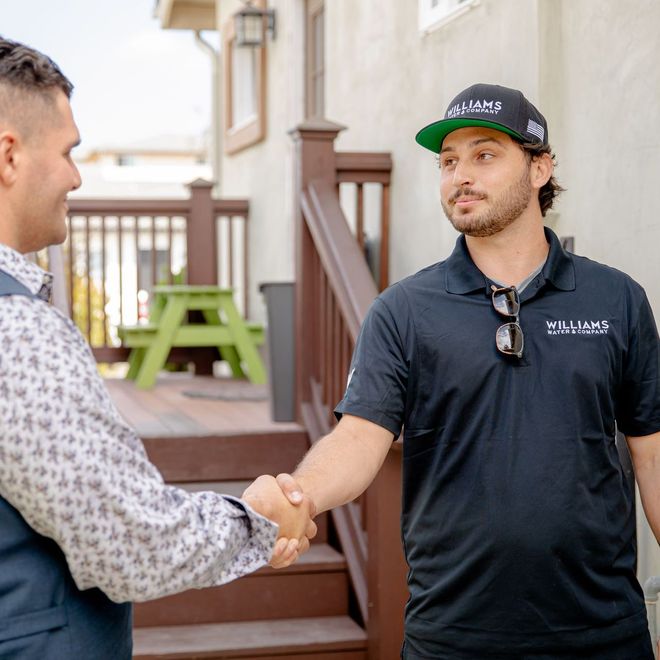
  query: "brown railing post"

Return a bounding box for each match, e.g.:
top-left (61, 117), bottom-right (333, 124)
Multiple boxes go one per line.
top-left (187, 179), bottom-right (218, 285)
top-left (366, 446), bottom-right (407, 658)
top-left (290, 119), bottom-right (346, 421)
top-left (187, 179), bottom-right (218, 375)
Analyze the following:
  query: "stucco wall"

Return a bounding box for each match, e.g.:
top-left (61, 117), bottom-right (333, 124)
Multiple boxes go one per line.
top-left (217, 0), bottom-right (304, 321)
top-left (550, 0), bottom-right (660, 317)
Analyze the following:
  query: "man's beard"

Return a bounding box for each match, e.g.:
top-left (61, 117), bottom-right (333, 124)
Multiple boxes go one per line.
top-left (441, 167), bottom-right (533, 238)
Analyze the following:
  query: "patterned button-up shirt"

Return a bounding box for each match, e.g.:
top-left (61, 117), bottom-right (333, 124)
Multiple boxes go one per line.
top-left (0, 243), bottom-right (277, 603)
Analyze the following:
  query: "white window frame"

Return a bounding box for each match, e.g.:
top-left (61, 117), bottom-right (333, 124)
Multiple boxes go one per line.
top-left (222, 3), bottom-right (267, 155)
top-left (418, 0), bottom-right (480, 34)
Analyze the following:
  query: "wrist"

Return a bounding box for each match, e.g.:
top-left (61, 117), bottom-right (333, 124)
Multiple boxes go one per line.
top-left (293, 474), bottom-right (323, 516)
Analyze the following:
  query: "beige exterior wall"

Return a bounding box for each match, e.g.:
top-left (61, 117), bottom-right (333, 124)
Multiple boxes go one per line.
top-left (216, 0), bottom-right (305, 322)
top-left (552, 0), bottom-right (660, 312)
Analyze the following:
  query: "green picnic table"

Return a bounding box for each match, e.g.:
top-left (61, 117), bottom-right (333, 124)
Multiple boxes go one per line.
top-left (118, 285), bottom-right (266, 389)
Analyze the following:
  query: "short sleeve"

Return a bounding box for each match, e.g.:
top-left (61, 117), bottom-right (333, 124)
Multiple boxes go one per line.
top-left (616, 293), bottom-right (660, 436)
top-left (334, 295), bottom-right (409, 437)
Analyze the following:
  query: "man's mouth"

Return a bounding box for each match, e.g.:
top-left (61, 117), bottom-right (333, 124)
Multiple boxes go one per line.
top-left (453, 196), bottom-right (485, 206)
top-left (450, 189), bottom-right (486, 206)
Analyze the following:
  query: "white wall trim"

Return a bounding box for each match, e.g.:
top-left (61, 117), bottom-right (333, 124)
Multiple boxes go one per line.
top-left (418, 0), bottom-right (481, 35)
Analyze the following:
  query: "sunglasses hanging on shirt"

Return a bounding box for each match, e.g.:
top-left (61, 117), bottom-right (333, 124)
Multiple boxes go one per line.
top-left (491, 285), bottom-right (524, 358)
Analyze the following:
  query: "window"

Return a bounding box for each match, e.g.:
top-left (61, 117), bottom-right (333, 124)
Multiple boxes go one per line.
top-left (116, 154), bottom-right (136, 167)
top-left (223, 1), bottom-right (267, 154)
top-left (231, 47), bottom-right (258, 128)
top-left (305, 0), bottom-right (325, 118)
top-left (418, 0), bottom-right (479, 33)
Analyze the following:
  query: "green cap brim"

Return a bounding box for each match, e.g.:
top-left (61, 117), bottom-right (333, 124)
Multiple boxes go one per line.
top-left (415, 118), bottom-right (524, 154)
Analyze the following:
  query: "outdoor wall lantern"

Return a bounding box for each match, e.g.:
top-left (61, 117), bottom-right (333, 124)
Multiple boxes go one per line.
top-left (235, 2), bottom-right (276, 47)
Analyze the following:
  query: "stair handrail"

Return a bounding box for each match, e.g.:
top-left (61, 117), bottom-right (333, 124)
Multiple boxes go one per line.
top-left (301, 179), bottom-right (375, 338)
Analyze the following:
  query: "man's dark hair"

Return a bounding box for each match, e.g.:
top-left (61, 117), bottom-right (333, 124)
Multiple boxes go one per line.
top-left (0, 37), bottom-right (73, 140)
top-left (0, 36), bottom-right (73, 98)
top-left (520, 141), bottom-right (564, 217)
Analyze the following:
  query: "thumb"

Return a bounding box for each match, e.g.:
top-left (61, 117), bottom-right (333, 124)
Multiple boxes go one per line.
top-left (276, 473), bottom-right (304, 505)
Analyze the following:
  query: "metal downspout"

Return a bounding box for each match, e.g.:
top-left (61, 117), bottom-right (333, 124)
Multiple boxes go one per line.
top-left (194, 30), bottom-right (221, 195)
top-left (644, 576), bottom-right (660, 658)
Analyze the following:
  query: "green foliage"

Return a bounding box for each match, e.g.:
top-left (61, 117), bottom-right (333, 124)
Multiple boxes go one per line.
top-left (71, 273), bottom-right (110, 348)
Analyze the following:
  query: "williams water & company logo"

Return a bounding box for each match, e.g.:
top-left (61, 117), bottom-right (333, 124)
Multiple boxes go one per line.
top-left (546, 320), bottom-right (609, 336)
top-left (446, 99), bottom-right (503, 118)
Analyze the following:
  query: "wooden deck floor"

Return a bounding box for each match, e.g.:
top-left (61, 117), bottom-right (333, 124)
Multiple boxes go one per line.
top-left (105, 373), bottom-right (302, 439)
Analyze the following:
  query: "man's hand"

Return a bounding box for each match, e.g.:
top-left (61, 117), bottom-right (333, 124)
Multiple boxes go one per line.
top-left (241, 475), bottom-right (317, 568)
top-left (276, 473), bottom-right (305, 506)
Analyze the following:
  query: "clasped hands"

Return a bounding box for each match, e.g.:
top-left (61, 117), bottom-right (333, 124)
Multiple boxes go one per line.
top-left (241, 473), bottom-right (312, 569)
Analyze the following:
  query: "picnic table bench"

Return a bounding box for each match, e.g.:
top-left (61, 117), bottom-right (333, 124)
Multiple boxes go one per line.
top-left (118, 285), bottom-right (266, 389)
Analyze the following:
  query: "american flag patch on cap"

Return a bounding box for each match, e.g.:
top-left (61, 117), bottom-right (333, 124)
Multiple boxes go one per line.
top-left (526, 119), bottom-right (545, 141)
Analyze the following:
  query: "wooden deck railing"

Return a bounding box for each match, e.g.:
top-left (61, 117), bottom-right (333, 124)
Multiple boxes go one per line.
top-left (335, 151), bottom-right (391, 292)
top-left (292, 119), bottom-right (407, 659)
top-left (51, 180), bottom-right (249, 363)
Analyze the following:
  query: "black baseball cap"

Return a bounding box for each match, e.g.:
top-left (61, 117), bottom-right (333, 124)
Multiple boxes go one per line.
top-left (415, 83), bottom-right (549, 153)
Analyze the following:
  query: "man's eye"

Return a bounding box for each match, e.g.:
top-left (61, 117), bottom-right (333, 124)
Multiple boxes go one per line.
top-left (478, 152), bottom-right (494, 161)
top-left (441, 158), bottom-right (456, 168)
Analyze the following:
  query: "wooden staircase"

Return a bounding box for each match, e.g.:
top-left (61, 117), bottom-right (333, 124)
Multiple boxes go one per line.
top-left (132, 428), bottom-right (367, 659)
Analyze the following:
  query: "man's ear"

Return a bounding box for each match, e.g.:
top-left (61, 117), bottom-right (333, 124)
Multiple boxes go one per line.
top-left (0, 131), bottom-right (20, 186)
top-left (531, 152), bottom-right (553, 190)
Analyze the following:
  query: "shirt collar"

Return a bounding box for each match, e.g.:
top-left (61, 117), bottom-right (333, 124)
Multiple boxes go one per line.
top-left (445, 226), bottom-right (575, 295)
top-left (0, 243), bottom-right (54, 301)
top-left (541, 227), bottom-right (576, 291)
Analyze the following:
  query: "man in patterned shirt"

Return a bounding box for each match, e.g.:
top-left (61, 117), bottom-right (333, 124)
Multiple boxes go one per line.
top-left (0, 36), bottom-right (316, 659)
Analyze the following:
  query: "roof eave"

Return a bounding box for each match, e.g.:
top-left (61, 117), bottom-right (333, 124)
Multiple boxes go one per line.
top-left (156, 0), bottom-right (216, 31)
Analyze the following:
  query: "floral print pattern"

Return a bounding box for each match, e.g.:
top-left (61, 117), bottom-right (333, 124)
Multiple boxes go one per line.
top-left (0, 244), bottom-right (277, 603)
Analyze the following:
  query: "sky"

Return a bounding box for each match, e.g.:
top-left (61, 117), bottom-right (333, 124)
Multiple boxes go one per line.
top-left (1, 0), bottom-right (213, 154)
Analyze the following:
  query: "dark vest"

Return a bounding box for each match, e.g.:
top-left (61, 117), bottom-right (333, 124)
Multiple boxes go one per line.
top-left (0, 269), bottom-right (132, 659)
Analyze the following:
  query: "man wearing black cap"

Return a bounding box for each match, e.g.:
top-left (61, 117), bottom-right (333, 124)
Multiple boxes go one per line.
top-left (260, 83), bottom-right (660, 658)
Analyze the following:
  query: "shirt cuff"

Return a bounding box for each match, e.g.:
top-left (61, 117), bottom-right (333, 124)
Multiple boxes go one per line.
top-left (216, 495), bottom-right (279, 582)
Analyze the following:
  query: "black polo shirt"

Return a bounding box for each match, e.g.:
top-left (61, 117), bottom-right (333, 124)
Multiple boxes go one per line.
top-left (335, 228), bottom-right (660, 656)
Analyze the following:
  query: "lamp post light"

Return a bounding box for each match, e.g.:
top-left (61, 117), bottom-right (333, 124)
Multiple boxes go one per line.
top-left (234, 2), bottom-right (276, 48)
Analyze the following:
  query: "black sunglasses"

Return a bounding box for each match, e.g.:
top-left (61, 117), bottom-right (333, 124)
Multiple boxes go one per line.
top-left (491, 285), bottom-right (524, 358)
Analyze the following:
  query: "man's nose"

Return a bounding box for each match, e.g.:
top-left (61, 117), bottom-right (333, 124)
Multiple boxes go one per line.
top-left (452, 161), bottom-right (474, 187)
top-left (71, 163), bottom-right (82, 191)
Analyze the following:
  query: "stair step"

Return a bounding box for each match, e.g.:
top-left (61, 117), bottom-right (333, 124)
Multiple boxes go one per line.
top-left (133, 616), bottom-right (367, 659)
top-left (143, 430), bottom-right (310, 482)
top-left (173, 481), bottom-right (328, 543)
top-left (134, 544), bottom-right (347, 627)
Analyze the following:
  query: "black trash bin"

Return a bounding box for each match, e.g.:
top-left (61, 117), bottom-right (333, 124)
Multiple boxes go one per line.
top-left (259, 282), bottom-right (295, 422)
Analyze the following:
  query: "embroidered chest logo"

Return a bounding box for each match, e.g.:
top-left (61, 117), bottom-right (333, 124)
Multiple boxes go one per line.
top-left (546, 320), bottom-right (610, 336)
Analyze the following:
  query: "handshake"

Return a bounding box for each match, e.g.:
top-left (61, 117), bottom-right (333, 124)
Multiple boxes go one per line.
top-left (241, 474), bottom-right (316, 569)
